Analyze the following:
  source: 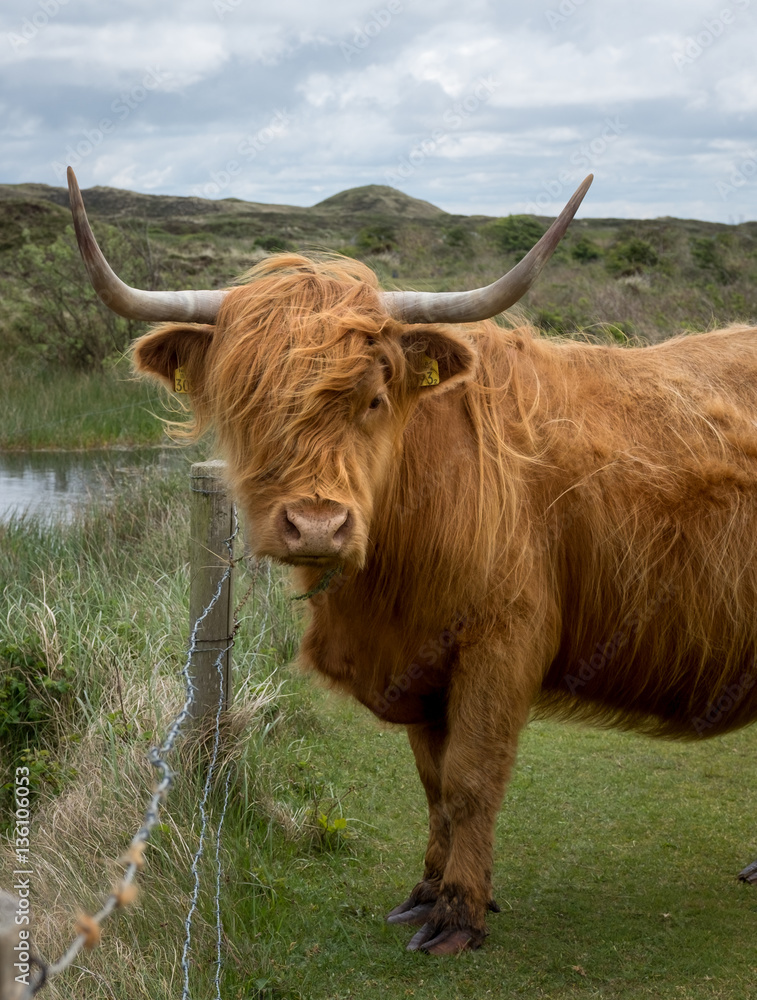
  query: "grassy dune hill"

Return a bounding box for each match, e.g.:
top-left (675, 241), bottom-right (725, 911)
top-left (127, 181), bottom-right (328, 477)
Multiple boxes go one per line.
top-left (1, 178), bottom-right (755, 344)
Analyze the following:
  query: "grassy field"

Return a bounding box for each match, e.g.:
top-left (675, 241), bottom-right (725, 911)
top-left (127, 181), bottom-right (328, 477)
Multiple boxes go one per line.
top-left (2, 470), bottom-right (757, 999)
top-left (0, 360), bottom-right (168, 451)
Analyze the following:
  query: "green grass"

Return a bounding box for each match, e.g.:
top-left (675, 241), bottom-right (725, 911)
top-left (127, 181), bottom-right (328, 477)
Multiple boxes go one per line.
top-left (255, 702), bottom-right (757, 999)
top-left (0, 359), bottom-right (169, 450)
top-left (2, 474), bottom-right (757, 998)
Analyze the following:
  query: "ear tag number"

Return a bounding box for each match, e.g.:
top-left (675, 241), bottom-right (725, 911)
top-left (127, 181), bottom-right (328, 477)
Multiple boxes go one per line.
top-left (174, 367), bottom-right (192, 393)
top-left (419, 354), bottom-right (439, 388)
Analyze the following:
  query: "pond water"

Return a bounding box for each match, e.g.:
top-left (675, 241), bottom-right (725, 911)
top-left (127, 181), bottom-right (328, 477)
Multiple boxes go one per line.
top-left (0, 448), bottom-right (190, 524)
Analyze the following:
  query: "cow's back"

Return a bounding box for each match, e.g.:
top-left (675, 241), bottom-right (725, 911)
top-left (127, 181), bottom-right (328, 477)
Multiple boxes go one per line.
top-left (531, 325), bottom-right (757, 739)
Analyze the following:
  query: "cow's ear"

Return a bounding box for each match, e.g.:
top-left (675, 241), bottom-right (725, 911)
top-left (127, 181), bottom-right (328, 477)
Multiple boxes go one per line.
top-left (132, 324), bottom-right (215, 391)
top-left (400, 325), bottom-right (478, 394)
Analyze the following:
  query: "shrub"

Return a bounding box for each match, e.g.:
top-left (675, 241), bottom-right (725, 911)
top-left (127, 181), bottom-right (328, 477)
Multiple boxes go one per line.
top-left (605, 238), bottom-right (659, 277)
top-left (572, 237), bottom-right (602, 262)
top-left (355, 224), bottom-right (397, 255)
top-left (535, 308), bottom-right (571, 335)
top-left (254, 234), bottom-right (295, 253)
top-left (690, 236), bottom-right (735, 283)
top-left (484, 215), bottom-right (546, 258)
top-left (0, 199), bottom-right (69, 255)
top-left (5, 223), bottom-right (179, 370)
top-left (0, 641), bottom-right (79, 822)
top-left (442, 225), bottom-right (471, 249)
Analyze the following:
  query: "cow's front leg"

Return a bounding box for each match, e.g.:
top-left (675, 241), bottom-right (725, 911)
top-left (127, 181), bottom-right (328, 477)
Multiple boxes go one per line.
top-left (387, 722), bottom-right (448, 927)
top-left (405, 643), bottom-right (533, 955)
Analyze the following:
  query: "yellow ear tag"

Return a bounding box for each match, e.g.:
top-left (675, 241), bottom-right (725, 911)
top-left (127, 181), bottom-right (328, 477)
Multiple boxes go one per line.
top-left (419, 354), bottom-right (439, 388)
top-left (174, 367), bottom-right (192, 394)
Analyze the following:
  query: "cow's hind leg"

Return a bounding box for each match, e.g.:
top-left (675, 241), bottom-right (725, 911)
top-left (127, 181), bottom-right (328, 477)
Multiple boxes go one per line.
top-left (387, 722), bottom-right (448, 927)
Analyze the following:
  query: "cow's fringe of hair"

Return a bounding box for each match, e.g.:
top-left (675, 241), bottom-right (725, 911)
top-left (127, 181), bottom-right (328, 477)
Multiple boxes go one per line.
top-left (148, 253), bottom-right (388, 445)
top-left (200, 256), bottom-right (410, 516)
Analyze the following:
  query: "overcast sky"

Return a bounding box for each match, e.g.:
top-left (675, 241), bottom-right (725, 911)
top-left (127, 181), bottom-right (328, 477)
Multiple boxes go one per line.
top-left (2, 0), bottom-right (756, 222)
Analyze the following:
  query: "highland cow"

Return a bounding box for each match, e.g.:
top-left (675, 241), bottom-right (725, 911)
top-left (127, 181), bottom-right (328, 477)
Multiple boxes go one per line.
top-left (67, 167), bottom-right (757, 955)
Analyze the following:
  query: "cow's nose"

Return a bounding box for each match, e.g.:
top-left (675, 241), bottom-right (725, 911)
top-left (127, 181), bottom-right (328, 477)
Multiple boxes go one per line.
top-left (281, 504), bottom-right (352, 557)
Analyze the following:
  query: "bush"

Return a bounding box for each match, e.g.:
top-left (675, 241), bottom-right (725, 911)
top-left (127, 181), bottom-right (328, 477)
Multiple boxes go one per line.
top-left (254, 234), bottom-right (295, 252)
top-left (572, 237), bottom-right (602, 262)
top-left (0, 199), bottom-right (69, 255)
top-left (442, 225), bottom-right (471, 249)
top-left (0, 641), bottom-right (78, 821)
top-left (605, 237), bottom-right (659, 277)
top-left (4, 222), bottom-right (179, 370)
top-left (355, 224), bottom-right (397, 255)
top-left (690, 236), bottom-right (735, 283)
top-left (484, 215), bottom-right (545, 258)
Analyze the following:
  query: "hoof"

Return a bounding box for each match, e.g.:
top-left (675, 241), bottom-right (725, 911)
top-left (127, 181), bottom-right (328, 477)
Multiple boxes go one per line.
top-left (386, 880), bottom-right (439, 925)
top-left (738, 859), bottom-right (757, 884)
top-left (406, 922), bottom-right (484, 955)
top-left (386, 900), bottom-right (435, 926)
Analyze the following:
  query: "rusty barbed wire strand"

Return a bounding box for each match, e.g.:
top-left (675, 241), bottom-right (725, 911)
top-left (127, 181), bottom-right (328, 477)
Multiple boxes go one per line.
top-left (24, 502), bottom-right (254, 999)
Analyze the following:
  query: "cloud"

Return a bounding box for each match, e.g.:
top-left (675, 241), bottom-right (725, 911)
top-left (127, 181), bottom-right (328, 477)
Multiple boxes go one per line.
top-left (0, 0), bottom-right (755, 222)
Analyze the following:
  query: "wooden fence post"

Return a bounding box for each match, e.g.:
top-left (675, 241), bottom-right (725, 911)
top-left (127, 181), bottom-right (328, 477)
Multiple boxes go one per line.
top-left (189, 460), bottom-right (234, 719)
top-left (0, 892), bottom-right (27, 1000)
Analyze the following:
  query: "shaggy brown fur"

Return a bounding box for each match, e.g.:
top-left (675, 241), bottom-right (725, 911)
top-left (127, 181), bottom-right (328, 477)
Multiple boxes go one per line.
top-left (133, 253), bottom-right (757, 953)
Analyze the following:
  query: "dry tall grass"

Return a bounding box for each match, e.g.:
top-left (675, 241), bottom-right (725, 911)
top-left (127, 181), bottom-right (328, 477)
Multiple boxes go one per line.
top-left (0, 468), bottom-right (306, 999)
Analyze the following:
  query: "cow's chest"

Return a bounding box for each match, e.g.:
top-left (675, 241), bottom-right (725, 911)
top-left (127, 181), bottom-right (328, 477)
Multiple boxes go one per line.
top-left (301, 600), bottom-right (454, 726)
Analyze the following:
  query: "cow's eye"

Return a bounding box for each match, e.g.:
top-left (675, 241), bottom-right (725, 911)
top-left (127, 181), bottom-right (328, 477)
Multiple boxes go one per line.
top-left (368, 396), bottom-right (382, 410)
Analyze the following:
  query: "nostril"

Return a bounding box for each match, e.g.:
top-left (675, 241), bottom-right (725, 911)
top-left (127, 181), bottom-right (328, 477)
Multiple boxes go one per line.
top-left (281, 509), bottom-right (302, 541)
top-left (333, 511), bottom-right (351, 542)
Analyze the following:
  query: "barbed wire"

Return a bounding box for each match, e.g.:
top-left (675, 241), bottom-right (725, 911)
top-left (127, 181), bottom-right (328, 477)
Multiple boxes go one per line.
top-left (22, 501), bottom-right (257, 999)
top-left (181, 507), bottom-right (239, 1000)
top-left (214, 766), bottom-right (233, 1000)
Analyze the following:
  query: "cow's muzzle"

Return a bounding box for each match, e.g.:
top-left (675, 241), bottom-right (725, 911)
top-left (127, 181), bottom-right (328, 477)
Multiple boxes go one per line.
top-left (279, 502), bottom-right (353, 560)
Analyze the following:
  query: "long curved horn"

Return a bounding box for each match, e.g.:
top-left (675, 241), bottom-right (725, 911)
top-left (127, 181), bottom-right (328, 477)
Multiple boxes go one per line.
top-left (380, 174), bottom-right (593, 324)
top-left (67, 167), bottom-right (227, 323)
